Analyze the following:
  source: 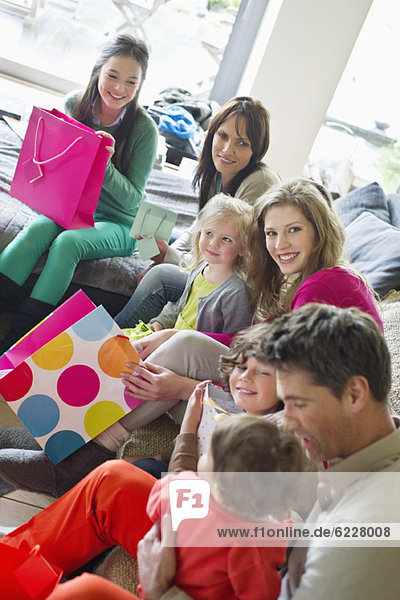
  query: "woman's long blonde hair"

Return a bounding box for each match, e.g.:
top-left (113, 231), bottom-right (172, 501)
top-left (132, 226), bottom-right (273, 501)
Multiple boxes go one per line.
top-left (248, 178), bottom-right (346, 320)
top-left (182, 193), bottom-right (252, 276)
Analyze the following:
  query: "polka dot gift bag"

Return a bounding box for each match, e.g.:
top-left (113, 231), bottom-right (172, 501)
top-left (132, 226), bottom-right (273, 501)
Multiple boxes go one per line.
top-left (0, 291), bottom-right (141, 463)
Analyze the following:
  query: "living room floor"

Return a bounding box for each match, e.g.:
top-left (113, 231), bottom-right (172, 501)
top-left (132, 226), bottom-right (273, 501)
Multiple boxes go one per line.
top-left (0, 398), bottom-right (54, 528)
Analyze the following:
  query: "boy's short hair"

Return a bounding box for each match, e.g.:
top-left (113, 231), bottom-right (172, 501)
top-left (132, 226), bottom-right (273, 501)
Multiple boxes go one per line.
top-left (219, 323), bottom-right (276, 387)
top-left (211, 414), bottom-right (306, 519)
top-left (264, 303), bottom-right (391, 404)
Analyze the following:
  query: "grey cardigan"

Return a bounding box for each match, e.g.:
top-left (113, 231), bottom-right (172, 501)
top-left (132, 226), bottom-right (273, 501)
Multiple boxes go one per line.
top-left (151, 261), bottom-right (253, 334)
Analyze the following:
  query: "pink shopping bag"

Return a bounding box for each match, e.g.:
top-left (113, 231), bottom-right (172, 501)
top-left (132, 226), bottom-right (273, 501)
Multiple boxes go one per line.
top-left (0, 294), bottom-right (142, 464)
top-left (10, 106), bottom-right (110, 229)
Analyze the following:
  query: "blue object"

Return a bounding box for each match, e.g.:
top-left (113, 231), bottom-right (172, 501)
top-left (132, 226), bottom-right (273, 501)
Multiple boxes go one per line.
top-left (158, 105), bottom-right (197, 139)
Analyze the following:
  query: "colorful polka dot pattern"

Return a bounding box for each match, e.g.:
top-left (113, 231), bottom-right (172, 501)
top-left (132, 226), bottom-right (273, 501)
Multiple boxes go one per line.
top-left (3, 306), bottom-right (140, 464)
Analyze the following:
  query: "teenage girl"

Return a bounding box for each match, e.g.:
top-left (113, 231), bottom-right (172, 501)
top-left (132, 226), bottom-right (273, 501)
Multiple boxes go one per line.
top-left (0, 34), bottom-right (158, 352)
top-left (148, 193), bottom-right (253, 335)
top-left (115, 95), bottom-right (280, 328)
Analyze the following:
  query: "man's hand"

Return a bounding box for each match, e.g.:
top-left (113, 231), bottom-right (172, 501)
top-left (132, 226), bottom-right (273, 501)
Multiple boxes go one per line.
top-left (138, 516), bottom-right (176, 600)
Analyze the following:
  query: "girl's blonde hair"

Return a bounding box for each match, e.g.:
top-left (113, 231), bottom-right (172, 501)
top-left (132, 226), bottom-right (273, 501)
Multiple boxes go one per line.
top-left (247, 177), bottom-right (347, 320)
top-left (211, 414), bottom-right (306, 519)
top-left (182, 193), bottom-right (252, 275)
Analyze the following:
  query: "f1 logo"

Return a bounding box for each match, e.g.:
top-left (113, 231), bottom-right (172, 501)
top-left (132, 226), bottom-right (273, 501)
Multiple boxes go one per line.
top-left (169, 479), bottom-right (211, 531)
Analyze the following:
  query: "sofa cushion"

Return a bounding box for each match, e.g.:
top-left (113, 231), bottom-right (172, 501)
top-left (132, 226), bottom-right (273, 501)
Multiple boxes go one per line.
top-left (387, 193), bottom-right (400, 228)
top-left (345, 211), bottom-right (400, 296)
top-left (334, 182), bottom-right (391, 227)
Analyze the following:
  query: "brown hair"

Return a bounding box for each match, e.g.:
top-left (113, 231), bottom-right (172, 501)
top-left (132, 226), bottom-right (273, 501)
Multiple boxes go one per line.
top-left (247, 177), bottom-right (347, 320)
top-left (211, 414), bottom-right (306, 519)
top-left (263, 303), bottom-right (391, 405)
top-left (193, 97), bottom-right (271, 210)
top-left (71, 34), bottom-right (149, 176)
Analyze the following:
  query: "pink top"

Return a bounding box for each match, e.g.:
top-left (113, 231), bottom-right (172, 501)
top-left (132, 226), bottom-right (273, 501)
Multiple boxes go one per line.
top-left (147, 471), bottom-right (286, 600)
top-left (206, 266), bottom-right (383, 347)
top-left (291, 266), bottom-right (383, 332)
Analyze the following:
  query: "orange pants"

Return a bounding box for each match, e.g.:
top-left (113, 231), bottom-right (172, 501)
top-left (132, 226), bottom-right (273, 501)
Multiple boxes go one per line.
top-left (1, 460), bottom-right (155, 575)
top-left (47, 573), bottom-right (139, 600)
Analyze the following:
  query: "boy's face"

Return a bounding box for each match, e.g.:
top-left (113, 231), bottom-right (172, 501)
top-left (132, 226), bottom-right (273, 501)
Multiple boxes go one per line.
top-left (229, 356), bottom-right (278, 415)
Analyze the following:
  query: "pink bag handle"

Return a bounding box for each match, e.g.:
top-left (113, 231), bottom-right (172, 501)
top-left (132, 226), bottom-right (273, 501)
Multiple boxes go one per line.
top-left (32, 116), bottom-right (83, 167)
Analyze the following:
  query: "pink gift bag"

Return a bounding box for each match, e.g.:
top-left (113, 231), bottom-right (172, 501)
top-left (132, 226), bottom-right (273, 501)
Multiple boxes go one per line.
top-left (10, 106), bottom-right (110, 229)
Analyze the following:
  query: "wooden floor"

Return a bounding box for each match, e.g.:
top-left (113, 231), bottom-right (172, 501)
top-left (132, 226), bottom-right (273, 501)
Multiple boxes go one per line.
top-left (0, 398), bottom-right (54, 528)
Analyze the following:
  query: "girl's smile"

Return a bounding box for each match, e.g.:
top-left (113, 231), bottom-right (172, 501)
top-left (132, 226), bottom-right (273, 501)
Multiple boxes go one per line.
top-left (264, 204), bottom-right (316, 276)
top-left (96, 55), bottom-right (142, 123)
top-left (230, 356), bottom-right (278, 415)
top-left (199, 221), bottom-right (244, 269)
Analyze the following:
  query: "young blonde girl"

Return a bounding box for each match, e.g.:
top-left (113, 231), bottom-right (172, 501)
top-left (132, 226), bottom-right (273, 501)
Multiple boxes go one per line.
top-left (148, 193), bottom-right (253, 335)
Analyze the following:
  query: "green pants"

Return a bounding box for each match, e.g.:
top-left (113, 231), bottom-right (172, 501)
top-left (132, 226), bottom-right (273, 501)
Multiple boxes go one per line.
top-left (0, 215), bottom-right (136, 306)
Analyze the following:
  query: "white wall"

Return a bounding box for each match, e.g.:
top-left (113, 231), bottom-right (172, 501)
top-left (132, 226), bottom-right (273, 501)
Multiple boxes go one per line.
top-left (238, 0), bottom-right (374, 179)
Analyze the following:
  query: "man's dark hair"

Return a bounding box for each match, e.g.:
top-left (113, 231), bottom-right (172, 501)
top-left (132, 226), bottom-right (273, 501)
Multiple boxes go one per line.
top-left (264, 303), bottom-right (391, 404)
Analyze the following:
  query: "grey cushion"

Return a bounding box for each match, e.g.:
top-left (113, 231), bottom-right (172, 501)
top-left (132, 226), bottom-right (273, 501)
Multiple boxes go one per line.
top-left (334, 182), bottom-right (391, 227)
top-left (387, 193), bottom-right (400, 229)
top-left (345, 211), bottom-right (400, 295)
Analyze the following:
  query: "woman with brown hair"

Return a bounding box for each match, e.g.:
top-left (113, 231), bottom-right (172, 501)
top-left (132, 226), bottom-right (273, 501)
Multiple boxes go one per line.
top-left (115, 95), bottom-right (280, 328)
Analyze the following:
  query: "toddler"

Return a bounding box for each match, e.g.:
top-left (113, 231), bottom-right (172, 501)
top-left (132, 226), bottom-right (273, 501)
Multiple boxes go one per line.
top-left (147, 407), bottom-right (306, 600)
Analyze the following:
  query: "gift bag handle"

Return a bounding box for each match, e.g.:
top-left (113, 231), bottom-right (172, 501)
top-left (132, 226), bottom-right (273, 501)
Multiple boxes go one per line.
top-left (138, 206), bottom-right (168, 238)
top-left (32, 116), bottom-right (83, 167)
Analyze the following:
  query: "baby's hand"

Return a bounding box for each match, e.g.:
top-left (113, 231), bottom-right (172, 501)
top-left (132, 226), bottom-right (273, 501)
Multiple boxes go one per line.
top-left (180, 380), bottom-right (211, 434)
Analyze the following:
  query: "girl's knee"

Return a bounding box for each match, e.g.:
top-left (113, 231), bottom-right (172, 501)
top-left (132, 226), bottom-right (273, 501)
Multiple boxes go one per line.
top-left (47, 230), bottom-right (85, 265)
top-left (96, 459), bottom-right (155, 491)
top-left (48, 573), bottom-right (128, 600)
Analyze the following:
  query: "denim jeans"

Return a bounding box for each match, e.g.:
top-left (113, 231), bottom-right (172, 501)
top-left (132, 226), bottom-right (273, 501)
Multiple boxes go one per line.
top-left (115, 263), bottom-right (188, 327)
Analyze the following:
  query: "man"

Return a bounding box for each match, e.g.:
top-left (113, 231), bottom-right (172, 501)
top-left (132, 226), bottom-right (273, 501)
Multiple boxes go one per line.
top-left (138, 303), bottom-right (400, 600)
